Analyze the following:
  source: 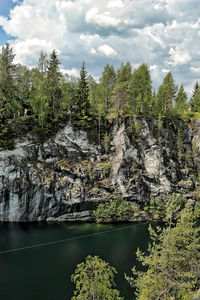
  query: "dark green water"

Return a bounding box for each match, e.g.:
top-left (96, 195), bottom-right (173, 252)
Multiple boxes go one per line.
top-left (0, 222), bottom-right (150, 300)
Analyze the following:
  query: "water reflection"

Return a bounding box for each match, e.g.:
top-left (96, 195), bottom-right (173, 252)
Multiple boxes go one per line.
top-left (0, 222), bottom-right (150, 300)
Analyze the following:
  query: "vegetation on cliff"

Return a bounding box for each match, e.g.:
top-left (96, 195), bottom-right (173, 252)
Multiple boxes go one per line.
top-left (1, 43), bottom-right (200, 148)
top-left (93, 190), bottom-right (134, 223)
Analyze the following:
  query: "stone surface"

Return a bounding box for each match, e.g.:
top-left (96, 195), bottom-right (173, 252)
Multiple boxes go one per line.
top-left (0, 118), bottom-right (199, 222)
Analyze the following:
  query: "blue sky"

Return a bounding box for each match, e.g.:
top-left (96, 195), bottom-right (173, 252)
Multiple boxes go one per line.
top-left (0, 0), bottom-right (17, 43)
top-left (0, 0), bottom-right (199, 95)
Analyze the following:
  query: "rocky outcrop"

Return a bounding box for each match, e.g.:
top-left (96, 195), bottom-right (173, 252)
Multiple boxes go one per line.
top-left (0, 117), bottom-right (199, 222)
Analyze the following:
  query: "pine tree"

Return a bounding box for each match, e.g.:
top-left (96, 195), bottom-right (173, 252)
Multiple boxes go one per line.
top-left (71, 255), bottom-right (123, 300)
top-left (74, 61), bottom-right (91, 128)
top-left (126, 203), bottom-right (200, 300)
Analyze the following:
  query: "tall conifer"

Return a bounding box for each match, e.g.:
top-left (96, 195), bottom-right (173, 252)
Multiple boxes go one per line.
top-left (74, 61), bottom-right (91, 128)
top-left (157, 72), bottom-right (177, 113)
top-left (175, 84), bottom-right (188, 114)
top-left (46, 50), bottom-right (62, 116)
top-left (0, 43), bottom-right (18, 118)
top-left (111, 62), bottom-right (132, 116)
top-left (190, 82), bottom-right (200, 112)
top-left (129, 63), bottom-right (152, 114)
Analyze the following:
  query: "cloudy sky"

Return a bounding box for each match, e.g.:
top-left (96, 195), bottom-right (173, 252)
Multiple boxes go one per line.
top-left (0, 0), bottom-right (200, 93)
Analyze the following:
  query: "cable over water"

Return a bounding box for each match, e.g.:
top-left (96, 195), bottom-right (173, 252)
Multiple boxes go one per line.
top-left (0, 224), bottom-right (136, 255)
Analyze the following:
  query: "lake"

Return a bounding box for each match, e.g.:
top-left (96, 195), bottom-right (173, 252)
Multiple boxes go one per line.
top-left (0, 222), bottom-right (150, 299)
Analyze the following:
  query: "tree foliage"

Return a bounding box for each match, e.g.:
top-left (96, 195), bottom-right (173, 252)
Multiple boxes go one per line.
top-left (0, 42), bottom-right (200, 149)
top-left (111, 62), bottom-right (131, 116)
top-left (190, 82), bottom-right (200, 112)
top-left (175, 84), bottom-right (188, 114)
top-left (126, 203), bottom-right (200, 300)
top-left (157, 72), bottom-right (177, 114)
top-left (129, 63), bottom-right (152, 114)
top-left (46, 50), bottom-right (62, 117)
top-left (71, 255), bottom-right (123, 300)
top-left (93, 190), bottom-right (133, 223)
top-left (0, 43), bottom-right (19, 118)
top-left (74, 61), bottom-right (91, 128)
top-left (99, 64), bottom-right (116, 116)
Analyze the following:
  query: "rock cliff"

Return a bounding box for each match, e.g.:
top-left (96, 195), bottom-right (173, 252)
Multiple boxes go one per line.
top-left (0, 117), bottom-right (200, 221)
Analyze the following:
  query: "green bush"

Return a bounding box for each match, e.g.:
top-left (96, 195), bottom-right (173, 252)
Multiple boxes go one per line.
top-left (101, 162), bottom-right (111, 178)
top-left (93, 190), bottom-right (133, 223)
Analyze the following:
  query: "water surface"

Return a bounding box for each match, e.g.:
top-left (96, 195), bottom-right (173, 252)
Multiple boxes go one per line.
top-left (0, 222), bottom-right (150, 299)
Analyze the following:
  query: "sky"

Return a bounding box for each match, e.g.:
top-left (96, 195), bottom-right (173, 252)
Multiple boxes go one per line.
top-left (0, 0), bottom-right (200, 94)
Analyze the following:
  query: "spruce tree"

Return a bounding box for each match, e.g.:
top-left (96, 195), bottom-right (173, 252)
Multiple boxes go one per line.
top-left (74, 61), bottom-right (91, 128)
top-left (46, 50), bottom-right (62, 117)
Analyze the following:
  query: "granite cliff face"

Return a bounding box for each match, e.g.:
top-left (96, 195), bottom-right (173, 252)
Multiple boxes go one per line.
top-left (0, 117), bottom-right (200, 222)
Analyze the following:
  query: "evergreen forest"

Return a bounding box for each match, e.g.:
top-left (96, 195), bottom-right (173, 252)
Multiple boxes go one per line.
top-left (1, 43), bottom-right (200, 149)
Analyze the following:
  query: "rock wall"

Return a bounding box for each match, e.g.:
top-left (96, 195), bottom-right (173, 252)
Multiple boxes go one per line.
top-left (0, 117), bottom-right (199, 221)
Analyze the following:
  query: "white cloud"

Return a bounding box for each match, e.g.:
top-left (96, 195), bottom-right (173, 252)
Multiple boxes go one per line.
top-left (12, 38), bottom-right (54, 66)
top-left (142, 26), bottom-right (166, 48)
top-left (85, 8), bottom-right (120, 27)
top-left (162, 68), bottom-right (170, 73)
top-left (190, 61), bottom-right (200, 74)
top-left (107, 0), bottom-right (124, 8)
top-left (94, 44), bottom-right (118, 57)
top-left (61, 67), bottom-right (79, 77)
top-left (150, 64), bottom-right (157, 70)
top-left (153, 0), bottom-right (167, 11)
top-left (167, 47), bottom-right (191, 66)
top-left (0, 0), bottom-right (199, 91)
top-left (190, 66), bottom-right (200, 73)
